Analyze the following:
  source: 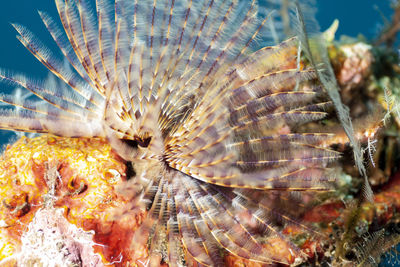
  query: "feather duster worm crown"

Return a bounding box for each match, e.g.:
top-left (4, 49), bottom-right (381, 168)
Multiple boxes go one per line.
top-left (0, 0), bottom-right (340, 265)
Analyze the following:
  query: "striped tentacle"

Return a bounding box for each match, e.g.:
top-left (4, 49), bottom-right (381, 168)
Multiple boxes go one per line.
top-left (97, 0), bottom-right (116, 86)
top-left (175, 188), bottom-right (218, 265)
top-left (0, 71), bottom-right (103, 136)
top-left (0, 73), bottom-right (94, 116)
top-left (231, 110), bottom-right (329, 138)
top-left (229, 69), bottom-right (318, 107)
top-left (235, 36), bottom-right (299, 80)
top-left (214, 186), bottom-right (304, 256)
top-left (77, 0), bottom-right (109, 90)
top-left (235, 141), bottom-right (340, 169)
top-left (230, 132), bottom-right (336, 145)
top-left (194, 0), bottom-right (260, 87)
top-left (204, 166), bottom-right (335, 190)
top-left (234, 189), bottom-right (323, 235)
top-left (56, 0), bottom-right (107, 95)
top-left (228, 91), bottom-right (319, 125)
top-left (11, 24), bottom-right (104, 107)
top-left (0, 92), bottom-right (81, 121)
top-left (128, 176), bottom-right (165, 262)
top-left (0, 108), bottom-right (103, 137)
top-left (165, 101), bottom-right (237, 183)
top-left (160, 0), bottom-right (234, 123)
top-left (182, 177), bottom-right (284, 264)
top-left (146, 0), bottom-right (235, 130)
top-left (166, 177), bottom-right (185, 267)
top-left (38, 11), bottom-right (90, 82)
top-left (245, 167), bottom-right (336, 190)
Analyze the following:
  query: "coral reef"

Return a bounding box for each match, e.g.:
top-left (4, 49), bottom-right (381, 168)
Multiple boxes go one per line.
top-left (0, 136), bottom-right (147, 266)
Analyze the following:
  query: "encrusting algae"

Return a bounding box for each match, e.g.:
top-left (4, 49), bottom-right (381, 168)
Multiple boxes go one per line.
top-left (0, 136), bottom-right (148, 265)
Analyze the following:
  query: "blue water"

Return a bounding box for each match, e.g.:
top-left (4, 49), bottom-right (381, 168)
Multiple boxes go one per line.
top-left (0, 0), bottom-right (392, 81)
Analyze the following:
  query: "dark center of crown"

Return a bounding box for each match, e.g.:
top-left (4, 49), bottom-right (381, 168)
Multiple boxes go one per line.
top-left (122, 136), bottom-right (152, 149)
top-left (136, 136), bottom-right (152, 148)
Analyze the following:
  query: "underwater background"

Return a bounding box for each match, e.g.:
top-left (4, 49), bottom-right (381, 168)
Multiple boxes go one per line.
top-left (0, 0), bottom-right (392, 85)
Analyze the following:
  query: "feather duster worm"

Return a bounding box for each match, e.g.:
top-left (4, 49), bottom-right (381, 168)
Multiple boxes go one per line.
top-left (0, 0), bottom-right (340, 265)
